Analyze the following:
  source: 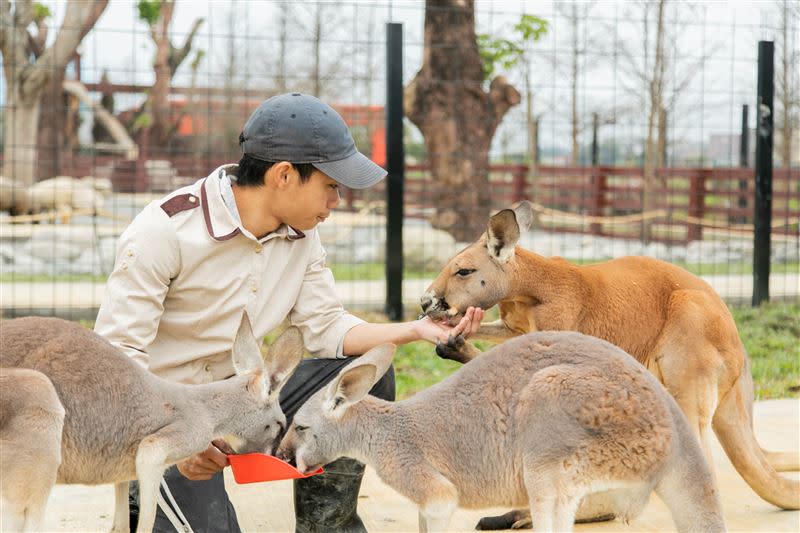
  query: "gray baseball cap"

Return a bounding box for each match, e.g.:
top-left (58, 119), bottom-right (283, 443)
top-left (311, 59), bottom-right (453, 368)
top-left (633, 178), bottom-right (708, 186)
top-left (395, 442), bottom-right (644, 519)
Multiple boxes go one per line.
top-left (239, 93), bottom-right (387, 189)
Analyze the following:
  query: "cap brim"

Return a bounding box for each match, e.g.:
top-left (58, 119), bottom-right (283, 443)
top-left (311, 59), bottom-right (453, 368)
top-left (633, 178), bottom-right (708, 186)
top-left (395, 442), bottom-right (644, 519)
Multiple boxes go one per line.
top-left (313, 151), bottom-right (387, 190)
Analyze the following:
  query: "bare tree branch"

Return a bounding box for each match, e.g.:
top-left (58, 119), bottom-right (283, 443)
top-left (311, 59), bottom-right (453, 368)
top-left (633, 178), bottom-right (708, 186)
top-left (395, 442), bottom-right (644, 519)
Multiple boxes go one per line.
top-left (27, 0), bottom-right (108, 95)
top-left (169, 15), bottom-right (204, 73)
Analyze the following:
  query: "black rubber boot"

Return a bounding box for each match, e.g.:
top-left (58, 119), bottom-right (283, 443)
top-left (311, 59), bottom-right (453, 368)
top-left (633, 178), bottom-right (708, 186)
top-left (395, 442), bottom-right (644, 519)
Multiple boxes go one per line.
top-left (293, 457), bottom-right (367, 533)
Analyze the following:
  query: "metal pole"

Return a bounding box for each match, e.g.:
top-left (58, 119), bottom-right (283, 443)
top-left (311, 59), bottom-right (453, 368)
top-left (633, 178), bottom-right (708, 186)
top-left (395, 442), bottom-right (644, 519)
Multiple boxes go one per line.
top-left (737, 104), bottom-right (749, 223)
top-left (753, 41), bottom-right (774, 307)
top-left (740, 104), bottom-right (749, 167)
top-left (591, 112), bottom-right (599, 166)
top-left (385, 22), bottom-right (404, 320)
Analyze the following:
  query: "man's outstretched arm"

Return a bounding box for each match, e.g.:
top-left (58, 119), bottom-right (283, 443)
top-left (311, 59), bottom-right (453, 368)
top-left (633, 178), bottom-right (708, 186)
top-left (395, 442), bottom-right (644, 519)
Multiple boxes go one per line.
top-left (342, 307), bottom-right (484, 356)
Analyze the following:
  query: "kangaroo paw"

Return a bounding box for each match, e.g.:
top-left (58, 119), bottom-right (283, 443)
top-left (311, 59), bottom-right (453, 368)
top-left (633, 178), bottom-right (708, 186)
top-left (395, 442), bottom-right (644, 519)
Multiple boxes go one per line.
top-left (476, 509), bottom-right (532, 530)
top-left (435, 333), bottom-right (472, 363)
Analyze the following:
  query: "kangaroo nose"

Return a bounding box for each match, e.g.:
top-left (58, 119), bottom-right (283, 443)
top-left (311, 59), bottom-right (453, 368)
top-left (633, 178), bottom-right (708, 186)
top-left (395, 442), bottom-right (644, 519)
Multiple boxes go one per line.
top-left (420, 294), bottom-right (432, 312)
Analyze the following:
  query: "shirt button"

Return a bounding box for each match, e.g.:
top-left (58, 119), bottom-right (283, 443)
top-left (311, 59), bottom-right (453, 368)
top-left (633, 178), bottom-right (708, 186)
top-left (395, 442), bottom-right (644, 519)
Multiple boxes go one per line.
top-left (255, 245), bottom-right (262, 253)
top-left (204, 363), bottom-right (211, 372)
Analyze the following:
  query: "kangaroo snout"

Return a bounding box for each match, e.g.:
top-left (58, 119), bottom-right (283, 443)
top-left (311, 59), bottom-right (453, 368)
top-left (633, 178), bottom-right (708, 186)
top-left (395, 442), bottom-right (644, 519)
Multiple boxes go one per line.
top-left (420, 293), bottom-right (433, 312)
top-left (420, 291), bottom-right (456, 322)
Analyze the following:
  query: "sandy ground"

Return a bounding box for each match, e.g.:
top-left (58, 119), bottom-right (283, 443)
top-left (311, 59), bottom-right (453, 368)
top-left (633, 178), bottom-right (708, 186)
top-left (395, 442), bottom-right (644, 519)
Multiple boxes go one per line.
top-left (39, 399), bottom-right (800, 533)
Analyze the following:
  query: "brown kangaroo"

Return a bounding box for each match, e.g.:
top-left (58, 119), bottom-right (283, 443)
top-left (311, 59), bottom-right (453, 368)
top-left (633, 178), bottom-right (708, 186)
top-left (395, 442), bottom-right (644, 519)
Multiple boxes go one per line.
top-left (420, 201), bottom-right (798, 527)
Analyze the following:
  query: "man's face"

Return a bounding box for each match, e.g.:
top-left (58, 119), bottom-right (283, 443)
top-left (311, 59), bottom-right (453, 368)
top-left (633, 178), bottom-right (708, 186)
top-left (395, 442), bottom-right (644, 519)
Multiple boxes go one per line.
top-left (278, 168), bottom-right (341, 231)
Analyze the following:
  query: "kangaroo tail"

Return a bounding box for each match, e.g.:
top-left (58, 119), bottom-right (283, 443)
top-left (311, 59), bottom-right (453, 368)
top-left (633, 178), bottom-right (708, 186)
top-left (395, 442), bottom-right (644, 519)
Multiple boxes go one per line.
top-left (712, 368), bottom-right (800, 509)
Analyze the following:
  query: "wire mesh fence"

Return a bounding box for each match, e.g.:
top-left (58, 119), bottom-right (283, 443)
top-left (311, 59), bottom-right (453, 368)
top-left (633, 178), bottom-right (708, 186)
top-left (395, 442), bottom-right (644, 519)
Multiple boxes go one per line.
top-left (1, 0), bottom-right (798, 321)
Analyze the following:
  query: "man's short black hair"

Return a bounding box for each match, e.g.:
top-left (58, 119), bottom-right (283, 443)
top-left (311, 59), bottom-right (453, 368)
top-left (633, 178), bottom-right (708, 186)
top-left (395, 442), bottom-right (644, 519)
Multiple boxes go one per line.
top-left (236, 154), bottom-right (316, 187)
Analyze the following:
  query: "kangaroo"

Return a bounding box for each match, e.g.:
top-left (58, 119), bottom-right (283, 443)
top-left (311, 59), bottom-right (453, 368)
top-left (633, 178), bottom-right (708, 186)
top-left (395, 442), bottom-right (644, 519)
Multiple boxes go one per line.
top-left (277, 332), bottom-right (726, 533)
top-left (419, 201), bottom-right (800, 523)
top-left (0, 367), bottom-right (65, 532)
top-left (0, 315), bottom-right (302, 533)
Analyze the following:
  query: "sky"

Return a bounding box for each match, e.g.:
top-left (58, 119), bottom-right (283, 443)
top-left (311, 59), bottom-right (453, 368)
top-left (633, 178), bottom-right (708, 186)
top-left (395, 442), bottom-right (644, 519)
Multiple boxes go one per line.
top-left (1, 0), bottom-right (797, 163)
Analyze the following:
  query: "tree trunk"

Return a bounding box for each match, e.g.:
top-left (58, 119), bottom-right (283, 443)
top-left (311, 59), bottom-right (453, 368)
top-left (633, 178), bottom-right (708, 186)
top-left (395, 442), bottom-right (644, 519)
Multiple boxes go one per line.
top-left (277, 1), bottom-right (288, 92)
top-left (570, 2), bottom-right (579, 165)
top-left (312, 0), bottom-right (322, 97)
top-left (778, 0), bottom-right (793, 167)
top-left (525, 70), bottom-right (539, 201)
top-left (657, 106), bottom-right (667, 168)
top-left (642, 0), bottom-right (667, 243)
top-left (405, 0), bottom-right (520, 242)
top-left (36, 70), bottom-right (67, 179)
top-left (3, 88), bottom-right (41, 185)
top-left (147, 0), bottom-right (174, 153)
top-left (1, 0), bottom-right (108, 186)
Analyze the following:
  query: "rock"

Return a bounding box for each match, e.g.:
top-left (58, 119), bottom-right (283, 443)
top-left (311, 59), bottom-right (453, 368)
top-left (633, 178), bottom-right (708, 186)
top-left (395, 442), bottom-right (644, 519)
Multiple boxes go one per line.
top-left (23, 225), bottom-right (97, 262)
top-left (0, 176), bottom-right (31, 214)
top-left (80, 176), bottom-right (114, 197)
top-left (28, 176), bottom-right (105, 212)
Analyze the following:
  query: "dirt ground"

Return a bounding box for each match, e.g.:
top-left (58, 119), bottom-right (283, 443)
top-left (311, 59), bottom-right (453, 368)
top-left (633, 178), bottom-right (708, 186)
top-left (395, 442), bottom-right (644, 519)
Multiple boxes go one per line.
top-left (43, 399), bottom-right (799, 533)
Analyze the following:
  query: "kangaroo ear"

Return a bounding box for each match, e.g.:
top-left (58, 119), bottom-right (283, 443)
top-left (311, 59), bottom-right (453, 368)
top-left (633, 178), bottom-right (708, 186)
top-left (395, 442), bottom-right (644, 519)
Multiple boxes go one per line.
top-left (231, 312), bottom-right (264, 375)
top-left (323, 364), bottom-right (377, 416)
top-left (511, 201), bottom-right (534, 233)
top-left (487, 209), bottom-right (520, 263)
top-left (356, 343), bottom-right (395, 379)
top-left (263, 326), bottom-right (304, 396)
top-left (322, 344), bottom-right (395, 416)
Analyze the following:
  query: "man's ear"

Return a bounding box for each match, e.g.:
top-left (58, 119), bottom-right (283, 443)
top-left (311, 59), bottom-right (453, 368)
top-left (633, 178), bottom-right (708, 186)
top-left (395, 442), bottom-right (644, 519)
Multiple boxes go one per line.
top-left (487, 209), bottom-right (521, 263)
top-left (266, 161), bottom-right (294, 188)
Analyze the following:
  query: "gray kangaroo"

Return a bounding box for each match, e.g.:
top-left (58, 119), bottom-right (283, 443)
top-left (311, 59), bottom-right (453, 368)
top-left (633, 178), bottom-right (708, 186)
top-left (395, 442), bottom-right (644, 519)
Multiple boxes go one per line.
top-left (278, 331), bottom-right (726, 533)
top-left (0, 367), bottom-right (65, 532)
top-left (0, 315), bottom-right (303, 533)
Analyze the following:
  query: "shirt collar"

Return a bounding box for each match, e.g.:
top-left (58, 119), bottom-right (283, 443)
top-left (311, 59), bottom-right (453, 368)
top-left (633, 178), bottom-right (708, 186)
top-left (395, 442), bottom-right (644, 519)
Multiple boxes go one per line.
top-left (200, 165), bottom-right (306, 243)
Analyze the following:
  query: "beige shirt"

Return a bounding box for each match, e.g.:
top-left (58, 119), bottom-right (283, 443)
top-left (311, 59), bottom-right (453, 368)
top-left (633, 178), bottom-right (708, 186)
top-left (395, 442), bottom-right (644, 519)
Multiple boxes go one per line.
top-left (95, 165), bottom-right (363, 384)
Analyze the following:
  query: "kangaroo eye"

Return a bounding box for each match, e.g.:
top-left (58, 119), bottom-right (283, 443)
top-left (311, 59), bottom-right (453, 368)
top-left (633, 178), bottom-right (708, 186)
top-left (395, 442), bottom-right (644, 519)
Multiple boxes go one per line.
top-left (456, 268), bottom-right (475, 277)
top-left (296, 425), bottom-right (308, 433)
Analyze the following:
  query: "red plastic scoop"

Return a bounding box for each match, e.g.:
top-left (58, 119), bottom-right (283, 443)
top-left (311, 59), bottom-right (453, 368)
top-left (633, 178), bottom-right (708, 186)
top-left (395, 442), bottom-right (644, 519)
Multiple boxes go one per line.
top-left (227, 453), bottom-right (324, 484)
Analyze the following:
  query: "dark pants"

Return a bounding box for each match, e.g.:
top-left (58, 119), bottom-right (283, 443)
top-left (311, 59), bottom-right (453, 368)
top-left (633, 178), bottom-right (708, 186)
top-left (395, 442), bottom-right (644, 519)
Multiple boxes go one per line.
top-left (130, 357), bottom-right (395, 533)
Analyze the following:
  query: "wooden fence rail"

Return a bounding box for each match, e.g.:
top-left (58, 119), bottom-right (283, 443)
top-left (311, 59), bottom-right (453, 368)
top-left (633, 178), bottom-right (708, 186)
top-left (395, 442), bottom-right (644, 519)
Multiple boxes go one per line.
top-left (25, 155), bottom-right (800, 244)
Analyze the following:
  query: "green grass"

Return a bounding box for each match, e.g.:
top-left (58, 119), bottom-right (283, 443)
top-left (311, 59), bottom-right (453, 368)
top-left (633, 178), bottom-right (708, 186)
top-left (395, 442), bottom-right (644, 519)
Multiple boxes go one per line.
top-left (730, 302), bottom-right (800, 400)
top-left (2, 261), bottom-right (797, 283)
top-left (59, 302), bottom-right (800, 401)
top-left (394, 302), bottom-right (799, 400)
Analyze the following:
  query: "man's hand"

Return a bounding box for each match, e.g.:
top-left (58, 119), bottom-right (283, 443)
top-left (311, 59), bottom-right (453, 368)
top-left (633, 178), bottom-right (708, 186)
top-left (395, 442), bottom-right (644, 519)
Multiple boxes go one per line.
top-left (176, 439), bottom-right (234, 481)
top-left (415, 306), bottom-right (484, 345)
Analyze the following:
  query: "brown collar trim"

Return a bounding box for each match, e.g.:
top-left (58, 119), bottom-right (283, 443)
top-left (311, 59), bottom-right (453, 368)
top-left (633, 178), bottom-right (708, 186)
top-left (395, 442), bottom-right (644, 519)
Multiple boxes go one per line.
top-left (200, 178), bottom-right (241, 242)
top-left (288, 227), bottom-right (306, 241)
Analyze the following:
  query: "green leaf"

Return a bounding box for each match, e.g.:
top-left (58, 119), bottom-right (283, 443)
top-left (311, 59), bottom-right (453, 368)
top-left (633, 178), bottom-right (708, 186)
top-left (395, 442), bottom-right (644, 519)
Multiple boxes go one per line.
top-left (137, 0), bottom-right (162, 25)
top-left (32, 2), bottom-right (52, 21)
top-left (478, 14), bottom-right (548, 81)
top-left (477, 34), bottom-right (525, 80)
top-left (515, 14), bottom-right (549, 42)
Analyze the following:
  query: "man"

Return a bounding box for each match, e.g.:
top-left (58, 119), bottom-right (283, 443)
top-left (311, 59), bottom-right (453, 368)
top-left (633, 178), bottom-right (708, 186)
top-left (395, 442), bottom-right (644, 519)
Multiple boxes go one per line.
top-left (95, 93), bottom-right (483, 533)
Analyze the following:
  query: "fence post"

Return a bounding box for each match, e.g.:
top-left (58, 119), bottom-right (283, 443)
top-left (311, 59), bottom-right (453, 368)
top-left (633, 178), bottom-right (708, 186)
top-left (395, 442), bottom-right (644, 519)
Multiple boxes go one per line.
top-left (736, 104), bottom-right (749, 223)
top-left (512, 165), bottom-right (526, 203)
top-left (688, 170), bottom-right (706, 242)
top-left (590, 167), bottom-right (606, 235)
top-left (385, 22), bottom-right (404, 321)
top-left (753, 41), bottom-right (774, 307)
